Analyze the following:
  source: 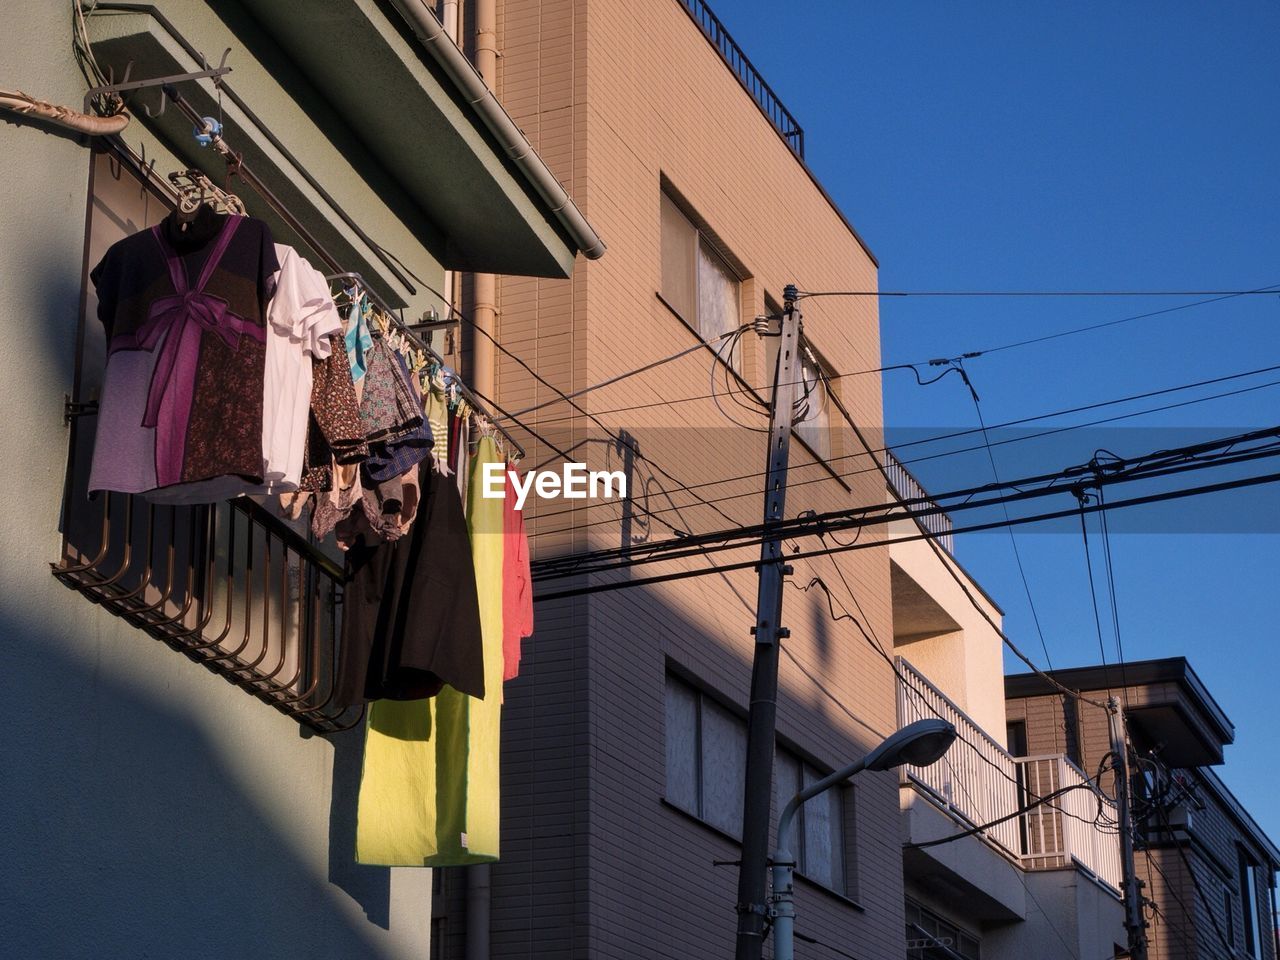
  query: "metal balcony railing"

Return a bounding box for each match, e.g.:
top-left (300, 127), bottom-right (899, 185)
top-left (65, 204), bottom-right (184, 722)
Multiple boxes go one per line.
top-left (675, 0), bottom-right (805, 158)
top-left (896, 658), bottom-right (1123, 894)
top-left (885, 450), bottom-right (955, 554)
top-left (53, 490), bottom-right (361, 734)
top-left (896, 657), bottom-right (1022, 858)
top-left (1018, 755), bottom-right (1123, 893)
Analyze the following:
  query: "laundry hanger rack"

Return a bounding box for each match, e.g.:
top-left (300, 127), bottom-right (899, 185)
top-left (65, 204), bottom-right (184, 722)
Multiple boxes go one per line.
top-left (158, 83), bottom-right (527, 461)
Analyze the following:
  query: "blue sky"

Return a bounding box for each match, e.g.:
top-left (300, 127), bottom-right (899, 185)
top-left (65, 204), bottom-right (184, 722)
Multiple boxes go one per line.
top-left (719, 2), bottom-right (1280, 841)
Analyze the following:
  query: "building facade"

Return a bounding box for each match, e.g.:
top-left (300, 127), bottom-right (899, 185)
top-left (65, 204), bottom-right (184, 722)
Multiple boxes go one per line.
top-left (449, 1), bottom-right (1127, 959)
top-left (0, 2), bottom-right (593, 956)
top-left (1007, 660), bottom-right (1280, 960)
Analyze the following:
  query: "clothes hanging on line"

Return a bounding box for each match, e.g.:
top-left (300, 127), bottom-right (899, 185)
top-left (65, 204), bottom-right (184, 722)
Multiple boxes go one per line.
top-left (89, 207), bottom-right (277, 496)
top-left (85, 199), bottom-right (538, 869)
top-left (334, 456), bottom-right (483, 707)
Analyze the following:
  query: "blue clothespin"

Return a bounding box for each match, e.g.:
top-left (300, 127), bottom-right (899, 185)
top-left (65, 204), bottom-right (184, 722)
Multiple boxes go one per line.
top-left (194, 117), bottom-right (222, 147)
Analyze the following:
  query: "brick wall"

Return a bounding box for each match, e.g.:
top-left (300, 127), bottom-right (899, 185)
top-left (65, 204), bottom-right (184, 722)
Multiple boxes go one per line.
top-left (484, 0), bottom-right (904, 957)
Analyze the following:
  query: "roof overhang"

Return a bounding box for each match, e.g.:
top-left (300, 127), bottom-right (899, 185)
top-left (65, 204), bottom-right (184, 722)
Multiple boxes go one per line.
top-left (1006, 658), bottom-right (1234, 768)
top-left (88, 1), bottom-right (600, 284)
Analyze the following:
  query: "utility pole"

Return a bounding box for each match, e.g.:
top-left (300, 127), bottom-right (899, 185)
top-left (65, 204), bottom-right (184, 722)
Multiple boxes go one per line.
top-left (1109, 697), bottom-right (1148, 960)
top-left (734, 285), bottom-right (804, 960)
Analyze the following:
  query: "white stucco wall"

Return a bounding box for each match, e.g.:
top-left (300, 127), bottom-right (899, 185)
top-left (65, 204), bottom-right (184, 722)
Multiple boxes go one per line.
top-left (0, 8), bottom-right (431, 958)
top-left (890, 518), bottom-right (1010, 744)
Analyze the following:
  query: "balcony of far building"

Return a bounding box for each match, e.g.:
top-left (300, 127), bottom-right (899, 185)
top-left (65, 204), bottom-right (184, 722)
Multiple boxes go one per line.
top-left (885, 460), bottom-right (1123, 929)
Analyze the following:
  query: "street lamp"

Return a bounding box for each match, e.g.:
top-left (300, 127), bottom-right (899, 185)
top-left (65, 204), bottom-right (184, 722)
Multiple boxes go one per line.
top-left (771, 718), bottom-right (958, 960)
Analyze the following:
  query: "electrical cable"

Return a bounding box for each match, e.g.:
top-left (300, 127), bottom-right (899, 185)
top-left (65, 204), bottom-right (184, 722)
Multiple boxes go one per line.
top-left (1097, 486), bottom-right (1133, 702)
top-left (530, 370), bottom-right (1280, 540)
top-left (525, 360), bottom-right (1280, 533)
top-left (1078, 496), bottom-right (1113, 671)
top-left (1154, 798), bottom-right (1238, 957)
top-left (710, 326), bottom-right (769, 431)
top-left (793, 931), bottom-right (861, 960)
top-left (407, 279), bottom-right (758, 535)
top-left (905, 781), bottom-right (1101, 850)
top-left (957, 360), bottom-right (1059, 673)
top-left (794, 283), bottom-right (1280, 364)
top-left (532, 460), bottom-right (1280, 596)
top-left (500, 325), bottom-right (751, 420)
top-left (795, 560), bottom-right (1111, 831)
top-left (532, 428), bottom-right (1280, 580)
top-left (530, 449), bottom-right (1280, 593)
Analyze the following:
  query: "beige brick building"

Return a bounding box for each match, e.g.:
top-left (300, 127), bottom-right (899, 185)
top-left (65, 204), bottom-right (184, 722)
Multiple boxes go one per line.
top-left (436, 2), bottom-right (1127, 959)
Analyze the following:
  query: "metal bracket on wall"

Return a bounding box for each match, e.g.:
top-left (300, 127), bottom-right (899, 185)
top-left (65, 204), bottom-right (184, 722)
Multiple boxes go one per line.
top-left (83, 49), bottom-right (232, 116)
top-left (63, 395), bottom-right (99, 425)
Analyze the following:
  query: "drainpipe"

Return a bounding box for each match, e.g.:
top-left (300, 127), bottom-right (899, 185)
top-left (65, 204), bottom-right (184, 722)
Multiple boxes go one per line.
top-left (470, 0), bottom-right (498, 400)
top-left (442, 0), bottom-right (460, 41)
top-left (466, 6), bottom-right (495, 958)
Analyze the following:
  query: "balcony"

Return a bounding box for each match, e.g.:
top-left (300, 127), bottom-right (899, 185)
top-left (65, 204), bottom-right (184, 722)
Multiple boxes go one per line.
top-left (896, 657), bottom-right (1121, 895)
top-left (676, 0), bottom-right (805, 158)
top-left (885, 450), bottom-right (955, 555)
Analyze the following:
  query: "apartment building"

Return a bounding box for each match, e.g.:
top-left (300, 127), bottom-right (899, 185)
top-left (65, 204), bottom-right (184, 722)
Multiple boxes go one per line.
top-left (0, 2), bottom-right (596, 956)
top-left (461, 0), bottom-right (906, 957)
top-left (1007, 660), bottom-right (1280, 960)
top-left (437, 1), bottom-right (1129, 959)
top-left (888, 471), bottom-right (1127, 960)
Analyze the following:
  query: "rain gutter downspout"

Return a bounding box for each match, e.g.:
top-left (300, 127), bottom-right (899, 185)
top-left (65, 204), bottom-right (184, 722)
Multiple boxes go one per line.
top-left (387, 0), bottom-right (606, 262)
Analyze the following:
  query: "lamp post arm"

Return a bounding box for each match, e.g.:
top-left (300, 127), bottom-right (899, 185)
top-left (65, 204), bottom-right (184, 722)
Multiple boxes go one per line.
top-left (776, 757), bottom-right (868, 855)
top-left (772, 758), bottom-right (866, 960)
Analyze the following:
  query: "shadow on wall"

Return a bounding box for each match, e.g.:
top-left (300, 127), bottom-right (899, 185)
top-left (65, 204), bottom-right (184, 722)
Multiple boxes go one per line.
top-left (0, 605), bottom-right (400, 960)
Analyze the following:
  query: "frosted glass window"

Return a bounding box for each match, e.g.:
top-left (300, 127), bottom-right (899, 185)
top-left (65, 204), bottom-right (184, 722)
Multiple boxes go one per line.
top-left (794, 350), bottom-right (831, 458)
top-left (660, 190), bottom-right (742, 368)
top-left (664, 673), bottom-right (747, 838)
top-left (774, 747), bottom-right (850, 896)
top-left (660, 193), bottom-right (696, 322)
top-left (773, 750), bottom-right (802, 864)
top-left (697, 244), bottom-right (741, 350)
top-left (701, 697), bottom-right (747, 835)
top-left (665, 676), bottom-right (699, 814)
top-left (802, 766), bottom-right (844, 892)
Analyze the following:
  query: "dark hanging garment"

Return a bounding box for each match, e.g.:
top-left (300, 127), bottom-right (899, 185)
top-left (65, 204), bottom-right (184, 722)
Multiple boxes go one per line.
top-left (335, 461), bottom-right (485, 706)
top-left (88, 208), bottom-right (278, 494)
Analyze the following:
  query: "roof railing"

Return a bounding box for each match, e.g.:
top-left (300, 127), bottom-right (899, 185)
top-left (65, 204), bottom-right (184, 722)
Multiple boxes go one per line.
top-left (675, 0), bottom-right (805, 158)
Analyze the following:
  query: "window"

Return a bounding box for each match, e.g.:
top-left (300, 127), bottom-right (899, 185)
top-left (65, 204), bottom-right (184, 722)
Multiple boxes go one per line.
top-left (664, 674), bottom-right (747, 836)
top-left (764, 328), bottom-right (833, 459)
top-left (664, 674), bottom-right (853, 897)
top-left (660, 192), bottom-right (742, 365)
top-left (774, 747), bottom-right (850, 896)
top-left (905, 900), bottom-right (981, 960)
top-left (1239, 847), bottom-right (1263, 958)
top-left (1225, 886), bottom-right (1236, 949)
top-left (794, 346), bottom-right (832, 458)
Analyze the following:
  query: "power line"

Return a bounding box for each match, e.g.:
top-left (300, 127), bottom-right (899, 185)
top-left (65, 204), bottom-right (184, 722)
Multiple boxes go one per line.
top-left (532, 428), bottom-right (1280, 579)
top-left (1154, 799), bottom-right (1237, 958)
top-left (796, 288), bottom-right (1280, 298)
top-left (797, 560), bottom-right (1110, 829)
top-left (821, 381), bottom-right (1118, 718)
top-left (527, 371), bottom-right (1280, 542)
top-left (905, 781), bottom-right (1104, 851)
top-left (524, 359), bottom-right (1280, 534)
top-left (411, 280), bottom-right (758, 536)
top-left (957, 361), bottom-right (1058, 672)
top-left (500, 325), bottom-right (751, 420)
top-left (1078, 498), bottom-right (1114, 671)
top-left (532, 468), bottom-right (1280, 658)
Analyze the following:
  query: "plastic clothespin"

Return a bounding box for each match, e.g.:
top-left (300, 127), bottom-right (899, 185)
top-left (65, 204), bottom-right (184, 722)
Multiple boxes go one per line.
top-left (194, 117), bottom-right (222, 147)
